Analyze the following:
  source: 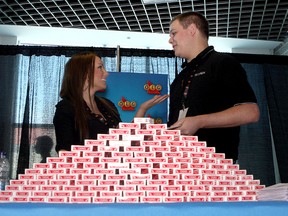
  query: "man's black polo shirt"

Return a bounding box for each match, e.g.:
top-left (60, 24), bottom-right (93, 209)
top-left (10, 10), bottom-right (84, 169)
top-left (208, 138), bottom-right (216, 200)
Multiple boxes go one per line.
top-left (168, 46), bottom-right (257, 161)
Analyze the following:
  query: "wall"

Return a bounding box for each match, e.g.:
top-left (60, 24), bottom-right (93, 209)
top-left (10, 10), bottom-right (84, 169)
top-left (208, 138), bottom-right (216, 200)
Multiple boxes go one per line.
top-left (0, 35), bottom-right (17, 45)
top-left (0, 24), bottom-right (283, 54)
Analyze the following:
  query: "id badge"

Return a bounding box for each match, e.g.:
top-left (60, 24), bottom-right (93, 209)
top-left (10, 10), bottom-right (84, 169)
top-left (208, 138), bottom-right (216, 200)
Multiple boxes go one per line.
top-left (178, 107), bottom-right (188, 120)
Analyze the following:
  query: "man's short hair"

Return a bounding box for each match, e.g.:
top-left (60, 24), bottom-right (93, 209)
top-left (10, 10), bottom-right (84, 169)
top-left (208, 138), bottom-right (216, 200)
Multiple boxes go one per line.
top-left (171, 12), bottom-right (209, 39)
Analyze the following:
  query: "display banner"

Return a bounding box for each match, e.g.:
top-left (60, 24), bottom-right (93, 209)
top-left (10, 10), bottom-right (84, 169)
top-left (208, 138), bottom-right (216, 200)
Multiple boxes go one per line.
top-left (97, 72), bottom-right (168, 123)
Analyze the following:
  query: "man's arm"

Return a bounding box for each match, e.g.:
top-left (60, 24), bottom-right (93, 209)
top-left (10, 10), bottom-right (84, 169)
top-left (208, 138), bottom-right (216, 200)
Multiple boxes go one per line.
top-left (169, 103), bottom-right (260, 135)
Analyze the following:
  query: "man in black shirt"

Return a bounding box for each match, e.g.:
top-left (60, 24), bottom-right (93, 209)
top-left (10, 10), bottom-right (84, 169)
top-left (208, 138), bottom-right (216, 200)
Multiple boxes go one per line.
top-left (168, 12), bottom-right (260, 162)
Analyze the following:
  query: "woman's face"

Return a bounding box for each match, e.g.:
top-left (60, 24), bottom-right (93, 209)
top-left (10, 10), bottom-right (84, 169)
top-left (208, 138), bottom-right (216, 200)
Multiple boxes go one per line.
top-left (91, 56), bottom-right (109, 92)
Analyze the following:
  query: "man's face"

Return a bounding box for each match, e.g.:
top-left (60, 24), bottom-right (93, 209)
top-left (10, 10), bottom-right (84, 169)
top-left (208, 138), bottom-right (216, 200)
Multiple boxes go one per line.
top-left (169, 20), bottom-right (190, 58)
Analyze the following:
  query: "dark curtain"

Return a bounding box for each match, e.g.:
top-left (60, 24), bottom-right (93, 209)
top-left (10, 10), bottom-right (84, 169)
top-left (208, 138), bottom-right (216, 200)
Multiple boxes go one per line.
top-left (0, 45), bottom-right (288, 187)
top-left (0, 55), bottom-right (19, 167)
top-left (17, 85), bottom-right (31, 176)
top-left (264, 64), bottom-right (288, 183)
top-left (239, 64), bottom-right (275, 186)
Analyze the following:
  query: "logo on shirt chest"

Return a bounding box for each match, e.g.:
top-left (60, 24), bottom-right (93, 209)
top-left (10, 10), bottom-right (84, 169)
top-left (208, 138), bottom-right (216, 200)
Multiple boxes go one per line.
top-left (194, 71), bottom-right (206, 77)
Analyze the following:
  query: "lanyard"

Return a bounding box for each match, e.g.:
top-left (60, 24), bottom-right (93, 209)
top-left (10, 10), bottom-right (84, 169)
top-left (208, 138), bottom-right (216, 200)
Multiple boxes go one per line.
top-left (181, 65), bottom-right (198, 110)
top-left (180, 47), bottom-right (214, 110)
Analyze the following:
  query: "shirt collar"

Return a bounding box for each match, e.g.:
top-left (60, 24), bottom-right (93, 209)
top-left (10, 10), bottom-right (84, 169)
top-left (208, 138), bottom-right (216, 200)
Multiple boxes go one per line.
top-left (181, 46), bottom-right (214, 69)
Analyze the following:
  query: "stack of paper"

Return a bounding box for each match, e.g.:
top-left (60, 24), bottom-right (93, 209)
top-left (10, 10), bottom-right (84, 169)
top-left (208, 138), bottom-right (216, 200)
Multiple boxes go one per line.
top-left (257, 183), bottom-right (288, 201)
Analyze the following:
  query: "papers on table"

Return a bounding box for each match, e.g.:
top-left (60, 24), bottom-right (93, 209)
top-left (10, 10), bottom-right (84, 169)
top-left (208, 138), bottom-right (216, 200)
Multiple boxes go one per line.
top-left (257, 183), bottom-right (288, 201)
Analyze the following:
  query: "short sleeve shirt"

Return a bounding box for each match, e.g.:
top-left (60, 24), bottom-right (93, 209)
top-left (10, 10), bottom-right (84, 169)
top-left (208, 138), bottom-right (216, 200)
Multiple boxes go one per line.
top-left (168, 46), bottom-right (257, 160)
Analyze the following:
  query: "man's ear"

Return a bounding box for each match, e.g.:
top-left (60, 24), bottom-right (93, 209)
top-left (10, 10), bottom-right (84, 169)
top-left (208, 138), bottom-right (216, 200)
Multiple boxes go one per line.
top-left (188, 23), bottom-right (197, 37)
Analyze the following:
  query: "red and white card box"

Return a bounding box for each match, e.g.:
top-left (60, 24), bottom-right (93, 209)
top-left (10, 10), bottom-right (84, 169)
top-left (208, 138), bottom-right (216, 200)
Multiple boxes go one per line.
top-left (0, 117), bottom-right (265, 203)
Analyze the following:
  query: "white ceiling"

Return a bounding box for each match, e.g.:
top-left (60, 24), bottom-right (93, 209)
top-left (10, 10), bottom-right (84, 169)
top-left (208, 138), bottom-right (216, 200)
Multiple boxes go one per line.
top-left (1, 0), bottom-right (287, 42)
top-left (1, 0), bottom-right (286, 55)
top-left (0, 24), bottom-right (282, 55)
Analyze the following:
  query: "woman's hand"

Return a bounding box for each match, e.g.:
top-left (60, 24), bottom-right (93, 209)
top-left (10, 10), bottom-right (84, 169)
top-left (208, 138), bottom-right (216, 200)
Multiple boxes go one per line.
top-left (135, 94), bottom-right (169, 117)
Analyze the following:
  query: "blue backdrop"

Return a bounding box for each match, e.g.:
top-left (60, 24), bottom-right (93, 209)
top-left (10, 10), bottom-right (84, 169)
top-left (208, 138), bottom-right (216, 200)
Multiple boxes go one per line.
top-left (97, 72), bottom-right (168, 123)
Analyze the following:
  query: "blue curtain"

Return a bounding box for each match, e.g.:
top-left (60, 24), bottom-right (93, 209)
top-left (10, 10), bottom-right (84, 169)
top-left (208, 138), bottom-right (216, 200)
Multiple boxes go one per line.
top-left (239, 64), bottom-right (275, 186)
top-left (239, 63), bottom-right (288, 186)
top-left (0, 55), bottom-right (19, 163)
top-left (0, 52), bottom-right (117, 179)
top-left (264, 64), bottom-right (288, 183)
top-left (0, 45), bottom-right (288, 187)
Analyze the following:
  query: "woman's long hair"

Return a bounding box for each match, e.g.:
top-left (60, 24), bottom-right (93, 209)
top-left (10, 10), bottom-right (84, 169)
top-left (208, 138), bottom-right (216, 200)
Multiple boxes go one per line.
top-left (60, 52), bottom-right (97, 140)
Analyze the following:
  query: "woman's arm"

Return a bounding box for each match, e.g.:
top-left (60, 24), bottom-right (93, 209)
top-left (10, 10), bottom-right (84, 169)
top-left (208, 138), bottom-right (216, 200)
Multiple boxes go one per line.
top-left (134, 94), bottom-right (169, 118)
top-left (53, 100), bottom-right (79, 153)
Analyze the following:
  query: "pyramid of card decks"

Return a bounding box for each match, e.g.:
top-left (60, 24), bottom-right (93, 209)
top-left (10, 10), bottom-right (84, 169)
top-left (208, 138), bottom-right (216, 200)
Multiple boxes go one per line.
top-left (0, 118), bottom-right (265, 203)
